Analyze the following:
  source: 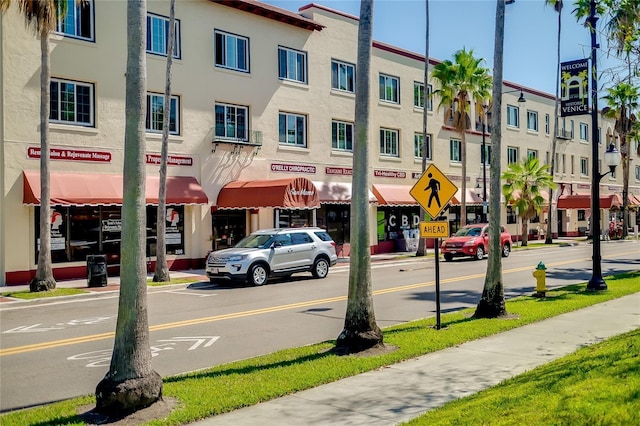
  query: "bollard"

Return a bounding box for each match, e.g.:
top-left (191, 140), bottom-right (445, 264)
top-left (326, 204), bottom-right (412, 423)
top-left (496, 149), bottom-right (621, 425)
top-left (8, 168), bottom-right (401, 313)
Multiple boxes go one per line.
top-left (532, 261), bottom-right (547, 297)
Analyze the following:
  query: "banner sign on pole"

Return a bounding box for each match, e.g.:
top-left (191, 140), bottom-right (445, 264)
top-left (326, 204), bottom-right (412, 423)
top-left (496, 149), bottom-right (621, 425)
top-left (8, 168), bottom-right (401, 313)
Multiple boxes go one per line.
top-left (560, 59), bottom-right (589, 117)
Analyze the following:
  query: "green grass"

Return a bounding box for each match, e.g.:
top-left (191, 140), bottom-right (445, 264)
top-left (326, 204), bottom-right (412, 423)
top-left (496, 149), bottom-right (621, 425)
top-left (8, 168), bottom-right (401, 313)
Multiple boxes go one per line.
top-left (0, 287), bottom-right (88, 299)
top-left (147, 277), bottom-right (201, 287)
top-left (1, 272), bottom-right (638, 425)
top-left (403, 328), bottom-right (640, 426)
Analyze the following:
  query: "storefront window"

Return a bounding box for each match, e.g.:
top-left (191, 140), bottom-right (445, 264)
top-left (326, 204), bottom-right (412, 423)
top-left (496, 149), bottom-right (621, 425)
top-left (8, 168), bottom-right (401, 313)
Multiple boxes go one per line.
top-left (276, 209), bottom-right (313, 228)
top-left (35, 205), bottom-right (185, 263)
top-left (319, 205), bottom-right (349, 244)
top-left (211, 210), bottom-right (246, 250)
top-left (377, 207), bottom-right (421, 241)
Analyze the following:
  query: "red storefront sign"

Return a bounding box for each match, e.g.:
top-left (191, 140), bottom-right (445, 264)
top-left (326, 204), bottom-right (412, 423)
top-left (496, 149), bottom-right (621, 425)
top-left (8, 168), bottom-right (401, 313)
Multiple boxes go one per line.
top-left (374, 169), bottom-right (406, 179)
top-left (271, 163), bottom-right (316, 174)
top-left (27, 146), bottom-right (112, 163)
top-left (326, 166), bottom-right (353, 175)
top-left (145, 153), bottom-right (193, 166)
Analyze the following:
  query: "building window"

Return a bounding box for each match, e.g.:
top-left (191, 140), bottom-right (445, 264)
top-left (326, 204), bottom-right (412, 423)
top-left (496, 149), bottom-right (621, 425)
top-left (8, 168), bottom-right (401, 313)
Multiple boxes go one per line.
top-left (146, 13), bottom-right (181, 58)
top-left (147, 93), bottom-right (180, 134)
top-left (562, 154), bottom-right (566, 173)
top-left (527, 110), bottom-right (538, 132)
top-left (507, 146), bottom-right (519, 164)
top-left (481, 144), bottom-right (492, 166)
top-left (49, 78), bottom-right (94, 126)
top-left (570, 120), bottom-right (575, 139)
top-left (380, 128), bottom-right (399, 157)
top-left (545, 113), bottom-right (550, 134)
top-left (450, 139), bottom-right (462, 162)
top-left (56, 0), bottom-right (93, 41)
top-left (527, 149), bottom-right (538, 160)
top-left (506, 206), bottom-right (517, 224)
top-left (214, 30), bottom-right (249, 72)
top-left (507, 105), bottom-right (519, 127)
top-left (215, 103), bottom-right (248, 141)
top-left (571, 155), bottom-right (575, 174)
top-left (331, 59), bottom-right (355, 93)
top-left (278, 46), bottom-right (307, 83)
top-left (635, 165), bottom-right (640, 181)
top-left (414, 82), bottom-right (432, 110)
top-left (414, 133), bottom-right (432, 160)
top-left (379, 74), bottom-right (399, 103)
top-left (580, 122), bottom-right (588, 141)
top-left (332, 120), bottom-right (353, 151)
top-left (279, 112), bottom-right (306, 146)
top-left (581, 157), bottom-right (589, 176)
top-left (578, 210), bottom-right (586, 221)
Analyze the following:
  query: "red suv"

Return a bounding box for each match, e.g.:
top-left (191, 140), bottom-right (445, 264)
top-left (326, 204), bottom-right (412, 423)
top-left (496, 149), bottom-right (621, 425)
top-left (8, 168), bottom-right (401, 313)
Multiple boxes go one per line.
top-left (441, 224), bottom-right (512, 262)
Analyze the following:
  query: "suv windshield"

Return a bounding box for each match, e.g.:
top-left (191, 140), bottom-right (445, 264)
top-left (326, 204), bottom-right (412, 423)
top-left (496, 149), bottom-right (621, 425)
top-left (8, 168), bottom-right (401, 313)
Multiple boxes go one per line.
top-left (234, 234), bottom-right (275, 249)
top-left (455, 227), bottom-right (483, 237)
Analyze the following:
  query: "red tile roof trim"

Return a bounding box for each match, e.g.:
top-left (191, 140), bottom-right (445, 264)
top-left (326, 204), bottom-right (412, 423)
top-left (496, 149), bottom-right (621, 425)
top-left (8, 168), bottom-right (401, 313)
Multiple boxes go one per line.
top-left (213, 0), bottom-right (324, 31)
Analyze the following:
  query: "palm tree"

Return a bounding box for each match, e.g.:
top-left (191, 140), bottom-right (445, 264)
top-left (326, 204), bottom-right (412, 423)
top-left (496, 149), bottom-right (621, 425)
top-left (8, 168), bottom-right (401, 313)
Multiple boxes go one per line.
top-left (432, 49), bottom-right (491, 227)
top-left (602, 82), bottom-right (639, 238)
top-left (502, 156), bottom-right (557, 247)
top-left (416, 0), bottom-right (430, 257)
top-left (0, 0), bottom-right (73, 292)
top-left (335, 0), bottom-right (383, 354)
top-left (153, 0), bottom-right (176, 283)
top-left (544, 0), bottom-right (563, 245)
top-left (474, 0), bottom-right (506, 319)
top-left (95, 0), bottom-right (163, 414)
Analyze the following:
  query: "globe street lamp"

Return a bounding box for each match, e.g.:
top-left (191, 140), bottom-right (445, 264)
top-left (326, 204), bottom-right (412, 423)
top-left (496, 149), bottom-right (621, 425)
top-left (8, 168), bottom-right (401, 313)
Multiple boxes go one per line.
top-left (589, 141), bottom-right (621, 290)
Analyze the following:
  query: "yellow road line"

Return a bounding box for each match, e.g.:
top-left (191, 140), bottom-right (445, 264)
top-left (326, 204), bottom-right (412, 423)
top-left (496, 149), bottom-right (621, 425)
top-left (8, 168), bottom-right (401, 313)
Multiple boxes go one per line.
top-left (0, 254), bottom-right (617, 356)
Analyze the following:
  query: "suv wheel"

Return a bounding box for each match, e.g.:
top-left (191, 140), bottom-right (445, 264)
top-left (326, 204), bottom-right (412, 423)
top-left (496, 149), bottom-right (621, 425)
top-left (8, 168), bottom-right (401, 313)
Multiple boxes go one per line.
top-left (474, 246), bottom-right (485, 260)
top-left (501, 243), bottom-right (511, 258)
top-left (312, 258), bottom-right (329, 279)
top-left (444, 253), bottom-right (453, 262)
top-left (249, 263), bottom-right (268, 286)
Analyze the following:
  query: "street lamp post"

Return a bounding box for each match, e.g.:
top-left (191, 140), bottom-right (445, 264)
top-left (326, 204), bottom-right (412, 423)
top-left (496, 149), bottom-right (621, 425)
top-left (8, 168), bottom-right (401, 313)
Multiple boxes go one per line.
top-left (589, 140), bottom-right (622, 290)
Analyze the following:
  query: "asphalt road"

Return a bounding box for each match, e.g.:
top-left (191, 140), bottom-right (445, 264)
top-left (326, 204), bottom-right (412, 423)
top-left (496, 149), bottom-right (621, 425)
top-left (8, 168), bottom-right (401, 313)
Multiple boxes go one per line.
top-left (1, 240), bottom-right (638, 412)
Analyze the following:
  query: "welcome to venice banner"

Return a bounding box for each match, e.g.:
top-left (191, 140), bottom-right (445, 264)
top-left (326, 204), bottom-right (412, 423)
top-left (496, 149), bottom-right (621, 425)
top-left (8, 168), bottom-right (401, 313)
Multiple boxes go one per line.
top-left (560, 59), bottom-right (589, 117)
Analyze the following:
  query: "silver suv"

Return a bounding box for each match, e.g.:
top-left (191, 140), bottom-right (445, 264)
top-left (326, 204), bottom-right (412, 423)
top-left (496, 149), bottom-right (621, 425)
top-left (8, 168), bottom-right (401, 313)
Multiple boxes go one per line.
top-left (206, 227), bottom-right (338, 286)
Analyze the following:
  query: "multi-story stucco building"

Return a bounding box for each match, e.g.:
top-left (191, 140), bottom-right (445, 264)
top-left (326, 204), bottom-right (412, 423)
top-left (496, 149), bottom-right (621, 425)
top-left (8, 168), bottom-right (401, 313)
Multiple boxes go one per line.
top-left (2, 0), bottom-right (638, 286)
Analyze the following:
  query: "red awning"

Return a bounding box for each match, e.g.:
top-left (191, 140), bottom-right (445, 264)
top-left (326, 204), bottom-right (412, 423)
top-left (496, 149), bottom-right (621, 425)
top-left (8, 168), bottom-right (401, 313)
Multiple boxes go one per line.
top-left (313, 181), bottom-right (377, 204)
top-left (372, 184), bottom-right (417, 206)
top-left (216, 177), bottom-right (319, 209)
top-left (557, 193), bottom-right (622, 209)
top-left (451, 188), bottom-right (484, 206)
top-left (23, 170), bottom-right (209, 206)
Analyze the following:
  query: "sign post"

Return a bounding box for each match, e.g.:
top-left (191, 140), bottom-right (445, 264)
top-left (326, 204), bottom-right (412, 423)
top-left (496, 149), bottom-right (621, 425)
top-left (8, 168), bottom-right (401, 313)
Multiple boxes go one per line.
top-left (410, 164), bottom-right (458, 329)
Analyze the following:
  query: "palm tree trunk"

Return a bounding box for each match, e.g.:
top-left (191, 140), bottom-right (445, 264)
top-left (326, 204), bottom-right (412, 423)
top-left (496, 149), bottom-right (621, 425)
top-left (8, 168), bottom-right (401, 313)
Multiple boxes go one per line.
top-left (96, 0), bottom-right (162, 414)
top-left (417, 0), bottom-right (430, 257)
top-left (475, 0), bottom-right (507, 319)
top-left (335, 0), bottom-right (382, 354)
top-left (460, 132), bottom-right (467, 227)
top-left (154, 0), bottom-right (176, 283)
top-left (30, 31), bottom-right (56, 292)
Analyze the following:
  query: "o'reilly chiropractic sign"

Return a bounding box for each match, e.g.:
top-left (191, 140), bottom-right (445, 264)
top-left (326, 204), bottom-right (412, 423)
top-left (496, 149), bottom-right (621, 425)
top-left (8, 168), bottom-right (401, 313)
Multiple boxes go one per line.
top-left (560, 59), bottom-right (589, 116)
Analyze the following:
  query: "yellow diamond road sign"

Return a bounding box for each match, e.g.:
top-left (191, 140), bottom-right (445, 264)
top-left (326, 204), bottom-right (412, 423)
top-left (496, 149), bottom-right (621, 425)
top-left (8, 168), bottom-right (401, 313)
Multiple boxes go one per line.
top-left (410, 164), bottom-right (458, 218)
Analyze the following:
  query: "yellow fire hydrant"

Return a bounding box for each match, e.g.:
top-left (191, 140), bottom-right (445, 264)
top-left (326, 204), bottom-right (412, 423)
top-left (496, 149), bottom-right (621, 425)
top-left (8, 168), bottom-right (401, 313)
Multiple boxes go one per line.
top-left (533, 261), bottom-right (547, 297)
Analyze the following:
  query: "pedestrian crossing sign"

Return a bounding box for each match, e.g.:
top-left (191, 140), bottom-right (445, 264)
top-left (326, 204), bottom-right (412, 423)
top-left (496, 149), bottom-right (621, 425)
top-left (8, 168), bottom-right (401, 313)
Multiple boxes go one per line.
top-left (410, 164), bottom-right (458, 218)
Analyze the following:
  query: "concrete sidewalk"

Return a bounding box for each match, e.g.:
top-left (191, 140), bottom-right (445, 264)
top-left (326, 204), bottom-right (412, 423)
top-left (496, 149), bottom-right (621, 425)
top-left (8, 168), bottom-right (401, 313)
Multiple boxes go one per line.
top-left (194, 293), bottom-right (640, 426)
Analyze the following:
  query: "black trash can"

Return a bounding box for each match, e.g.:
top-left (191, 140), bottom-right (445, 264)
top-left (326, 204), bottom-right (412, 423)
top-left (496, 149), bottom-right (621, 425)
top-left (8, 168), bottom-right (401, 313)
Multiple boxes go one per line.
top-left (87, 255), bottom-right (108, 287)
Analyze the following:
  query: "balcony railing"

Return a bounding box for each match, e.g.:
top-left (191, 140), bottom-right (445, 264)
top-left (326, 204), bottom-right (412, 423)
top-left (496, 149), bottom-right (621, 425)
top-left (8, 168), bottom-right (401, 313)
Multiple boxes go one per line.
top-left (212, 130), bottom-right (262, 154)
top-left (556, 129), bottom-right (573, 140)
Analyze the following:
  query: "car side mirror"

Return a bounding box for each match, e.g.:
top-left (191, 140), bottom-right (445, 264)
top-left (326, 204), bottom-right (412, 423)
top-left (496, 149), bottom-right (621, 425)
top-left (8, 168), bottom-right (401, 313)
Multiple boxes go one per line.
top-left (272, 241), bottom-right (282, 248)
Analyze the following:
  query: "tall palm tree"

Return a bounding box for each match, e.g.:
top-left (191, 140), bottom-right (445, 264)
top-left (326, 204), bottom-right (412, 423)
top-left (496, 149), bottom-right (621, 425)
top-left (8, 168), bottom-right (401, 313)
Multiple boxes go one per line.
top-left (602, 82), bottom-right (639, 238)
top-left (432, 49), bottom-right (491, 227)
top-left (96, 0), bottom-right (163, 415)
top-left (335, 0), bottom-right (383, 354)
top-left (502, 156), bottom-right (557, 247)
top-left (474, 0), bottom-right (506, 319)
top-left (153, 0), bottom-right (176, 283)
top-left (0, 0), bottom-right (72, 292)
top-left (544, 0), bottom-right (563, 245)
top-left (416, 0), bottom-right (430, 257)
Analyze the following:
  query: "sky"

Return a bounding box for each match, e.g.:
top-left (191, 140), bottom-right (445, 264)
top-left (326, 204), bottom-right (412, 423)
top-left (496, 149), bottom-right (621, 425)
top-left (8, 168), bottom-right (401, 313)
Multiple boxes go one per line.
top-left (264, 0), bottom-right (630, 96)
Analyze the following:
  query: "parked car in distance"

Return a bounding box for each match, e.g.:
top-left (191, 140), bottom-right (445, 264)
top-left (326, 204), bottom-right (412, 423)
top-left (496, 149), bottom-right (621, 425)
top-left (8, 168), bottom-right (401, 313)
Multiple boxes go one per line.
top-left (440, 224), bottom-right (512, 262)
top-left (206, 227), bottom-right (338, 286)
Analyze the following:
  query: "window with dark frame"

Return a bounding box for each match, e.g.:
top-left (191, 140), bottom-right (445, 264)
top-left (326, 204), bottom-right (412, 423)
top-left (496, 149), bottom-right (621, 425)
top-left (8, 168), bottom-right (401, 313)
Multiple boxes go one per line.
top-left (146, 13), bottom-right (181, 58)
top-left (49, 78), bottom-right (94, 126)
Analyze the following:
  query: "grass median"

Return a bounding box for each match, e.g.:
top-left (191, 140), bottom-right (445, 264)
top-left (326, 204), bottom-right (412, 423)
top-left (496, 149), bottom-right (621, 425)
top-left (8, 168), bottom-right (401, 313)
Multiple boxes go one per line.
top-left (1, 271), bottom-right (638, 425)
